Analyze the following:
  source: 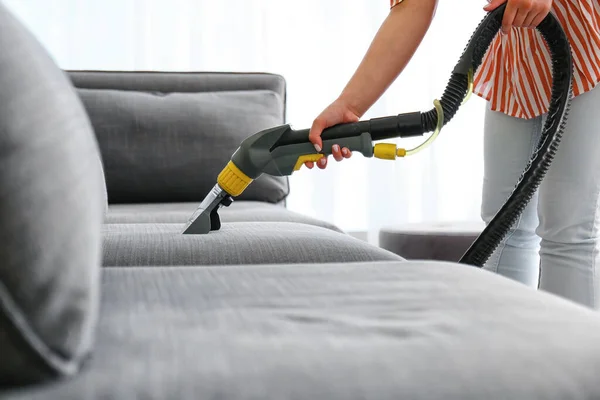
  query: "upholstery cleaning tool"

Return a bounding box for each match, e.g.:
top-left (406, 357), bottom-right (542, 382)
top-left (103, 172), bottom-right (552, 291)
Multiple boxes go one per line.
top-left (183, 3), bottom-right (573, 268)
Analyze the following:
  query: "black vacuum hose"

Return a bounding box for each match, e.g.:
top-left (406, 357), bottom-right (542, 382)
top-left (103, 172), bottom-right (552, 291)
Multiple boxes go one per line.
top-left (420, 4), bottom-right (573, 267)
top-left (268, 4), bottom-right (572, 267)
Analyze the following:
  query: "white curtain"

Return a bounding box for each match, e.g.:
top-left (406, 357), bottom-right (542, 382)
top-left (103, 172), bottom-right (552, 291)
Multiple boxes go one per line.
top-left (4, 0), bottom-right (489, 243)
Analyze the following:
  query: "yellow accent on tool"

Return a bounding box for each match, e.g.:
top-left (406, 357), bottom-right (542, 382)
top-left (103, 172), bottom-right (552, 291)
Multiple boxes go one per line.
top-left (404, 98), bottom-right (445, 156)
top-left (462, 67), bottom-right (474, 105)
top-left (373, 143), bottom-right (408, 160)
top-left (294, 154), bottom-right (325, 171)
top-left (373, 143), bottom-right (398, 160)
top-left (399, 69), bottom-right (470, 157)
top-left (217, 161), bottom-right (253, 196)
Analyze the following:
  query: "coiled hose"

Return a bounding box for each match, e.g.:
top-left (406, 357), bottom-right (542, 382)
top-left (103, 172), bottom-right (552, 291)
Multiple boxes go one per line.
top-left (421, 4), bottom-right (573, 267)
top-left (267, 3), bottom-right (572, 267)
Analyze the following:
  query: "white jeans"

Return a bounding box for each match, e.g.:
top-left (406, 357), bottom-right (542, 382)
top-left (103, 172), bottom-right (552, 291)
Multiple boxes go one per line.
top-left (481, 85), bottom-right (600, 309)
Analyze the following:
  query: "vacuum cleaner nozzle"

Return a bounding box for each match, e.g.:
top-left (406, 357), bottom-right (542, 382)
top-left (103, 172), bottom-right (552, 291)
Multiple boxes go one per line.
top-left (181, 183), bottom-right (233, 234)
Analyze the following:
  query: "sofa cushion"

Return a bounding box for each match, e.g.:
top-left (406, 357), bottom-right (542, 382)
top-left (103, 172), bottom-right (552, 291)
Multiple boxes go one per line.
top-left (5, 261), bottom-right (600, 399)
top-left (0, 4), bottom-right (104, 387)
top-left (102, 223), bottom-right (399, 266)
top-left (105, 201), bottom-right (342, 232)
top-left (76, 85), bottom-right (288, 205)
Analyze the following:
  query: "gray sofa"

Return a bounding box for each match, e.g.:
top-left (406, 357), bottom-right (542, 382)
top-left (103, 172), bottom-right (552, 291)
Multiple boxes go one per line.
top-left (67, 69), bottom-right (402, 266)
top-left (4, 4), bottom-right (600, 399)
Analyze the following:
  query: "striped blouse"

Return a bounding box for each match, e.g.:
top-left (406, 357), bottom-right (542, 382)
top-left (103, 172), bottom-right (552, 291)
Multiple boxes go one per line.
top-left (390, 0), bottom-right (600, 119)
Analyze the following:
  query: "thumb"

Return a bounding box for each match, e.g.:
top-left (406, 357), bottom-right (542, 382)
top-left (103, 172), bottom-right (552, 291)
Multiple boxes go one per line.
top-left (308, 117), bottom-right (327, 152)
top-left (483, 0), bottom-right (506, 11)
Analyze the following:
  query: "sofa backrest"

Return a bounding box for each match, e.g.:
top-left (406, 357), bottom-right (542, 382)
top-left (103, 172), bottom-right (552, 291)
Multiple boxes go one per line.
top-left (68, 71), bottom-right (290, 205)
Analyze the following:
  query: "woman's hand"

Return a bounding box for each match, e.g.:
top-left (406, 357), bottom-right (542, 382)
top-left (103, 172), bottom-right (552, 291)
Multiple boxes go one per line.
top-left (484, 0), bottom-right (553, 35)
top-left (303, 0), bottom-right (438, 170)
top-left (305, 98), bottom-right (360, 169)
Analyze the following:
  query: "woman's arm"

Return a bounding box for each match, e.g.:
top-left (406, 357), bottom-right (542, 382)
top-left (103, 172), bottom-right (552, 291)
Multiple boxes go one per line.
top-left (338, 0), bottom-right (439, 117)
top-left (307, 0), bottom-right (438, 159)
top-left (306, 0), bottom-right (551, 168)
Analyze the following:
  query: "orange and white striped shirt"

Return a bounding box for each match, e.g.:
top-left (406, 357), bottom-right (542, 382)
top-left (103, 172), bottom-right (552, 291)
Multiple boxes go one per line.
top-left (390, 0), bottom-right (600, 119)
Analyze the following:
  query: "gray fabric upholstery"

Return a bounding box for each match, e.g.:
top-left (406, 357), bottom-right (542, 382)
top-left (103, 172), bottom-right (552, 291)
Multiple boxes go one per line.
top-left (379, 222), bottom-right (485, 262)
top-left (5, 261), bottom-right (600, 399)
top-left (102, 223), bottom-right (399, 266)
top-left (77, 86), bottom-right (288, 204)
top-left (105, 201), bottom-right (342, 232)
top-left (0, 4), bottom-right (104, 387)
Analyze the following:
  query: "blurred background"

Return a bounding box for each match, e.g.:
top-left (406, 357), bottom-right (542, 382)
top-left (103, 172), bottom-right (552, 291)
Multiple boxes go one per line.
top-left (4, 0), bottom-right (489, 243)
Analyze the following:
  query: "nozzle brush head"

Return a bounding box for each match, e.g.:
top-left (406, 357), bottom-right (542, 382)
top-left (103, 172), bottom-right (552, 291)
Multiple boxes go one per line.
top-left (182, 184), bottom-right (231, 234)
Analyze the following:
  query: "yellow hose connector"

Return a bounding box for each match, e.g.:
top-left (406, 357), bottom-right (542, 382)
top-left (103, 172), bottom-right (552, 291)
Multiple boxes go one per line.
top-left (217, 161), bottom-right (253, 197)
top-left (373, 143), bottom-right (398, 160)
top-left (373, 143), bottom-right (408, 160)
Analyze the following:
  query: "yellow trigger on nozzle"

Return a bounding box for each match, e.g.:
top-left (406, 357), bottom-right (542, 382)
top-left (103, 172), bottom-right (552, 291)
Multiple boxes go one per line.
top-left (294, 154), bottom-right (325, 171)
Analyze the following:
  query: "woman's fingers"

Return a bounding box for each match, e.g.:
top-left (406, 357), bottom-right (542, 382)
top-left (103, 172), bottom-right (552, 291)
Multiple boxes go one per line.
top-left (484, 0), bottom-right (507, 11)
top-left (332, 145), bottom-right (343, 161)
top-left (530, 2), bottom-right (552, 27)
top-left (484, 0), bottom-right (552, 32)
top-left (303, 145), bottom-right (352, 170)
top-left (501, 1), bottom-right (519, 34)
top-left (317, 157), bottom-right (328, 169)
top-left (529, 12), bottom-right (546, 28)
top-left (512, 7), bottom-right (532, 28)
top-left (522, 10), bottom-right (539, 27)
top-left (329, 145), bottom-right (352, 162)
top-left (308, 117), bottom-right (327, 152)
